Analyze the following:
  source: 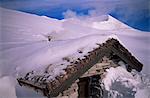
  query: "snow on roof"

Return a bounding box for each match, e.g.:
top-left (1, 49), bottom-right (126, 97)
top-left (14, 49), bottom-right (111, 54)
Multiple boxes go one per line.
top-left (0, 7), bottom-right (149, 79)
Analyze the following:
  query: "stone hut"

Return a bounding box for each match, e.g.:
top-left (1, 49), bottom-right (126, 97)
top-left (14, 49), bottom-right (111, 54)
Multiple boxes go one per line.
top-left (18, 38), bottom-right (143, 98)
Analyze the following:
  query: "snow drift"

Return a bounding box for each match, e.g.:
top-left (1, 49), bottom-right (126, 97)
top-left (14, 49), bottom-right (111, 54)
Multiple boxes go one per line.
top-left (0, 7), bottom-right (150, 98)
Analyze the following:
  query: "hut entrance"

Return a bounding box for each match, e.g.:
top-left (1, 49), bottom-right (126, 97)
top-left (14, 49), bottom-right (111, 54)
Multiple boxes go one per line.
top-left (78, 75), bottom-right (103, 98)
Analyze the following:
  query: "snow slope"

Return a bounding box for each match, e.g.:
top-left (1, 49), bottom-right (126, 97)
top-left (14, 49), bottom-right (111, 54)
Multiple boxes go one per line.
top-left (0, 7), bottom-right (150, 98)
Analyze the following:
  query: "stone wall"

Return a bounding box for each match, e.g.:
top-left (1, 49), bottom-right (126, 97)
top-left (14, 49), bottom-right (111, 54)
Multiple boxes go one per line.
top-left (58, 57), bottom-right (118, 98)
top-left (81, 56), bottom-right (118, 78)
top-left (58, 80), bottom-right (79, 98)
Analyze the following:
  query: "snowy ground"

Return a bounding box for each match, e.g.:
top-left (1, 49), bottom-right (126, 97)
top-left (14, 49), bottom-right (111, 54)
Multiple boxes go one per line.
top-left (0, 7), bottom-right (150, 98)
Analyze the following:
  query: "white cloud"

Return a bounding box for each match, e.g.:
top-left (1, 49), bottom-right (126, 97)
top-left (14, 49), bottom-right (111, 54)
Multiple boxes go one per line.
top-left (62, 9), bottom-right (77, 18)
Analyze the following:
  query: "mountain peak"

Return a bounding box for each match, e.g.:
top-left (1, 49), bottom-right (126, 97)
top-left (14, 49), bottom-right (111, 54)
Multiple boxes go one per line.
top-left (92, 15), bottom-right (131, 30)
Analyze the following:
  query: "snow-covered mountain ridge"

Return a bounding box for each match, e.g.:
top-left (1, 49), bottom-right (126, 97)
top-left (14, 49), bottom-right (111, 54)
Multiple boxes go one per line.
top-left (0, 7), bottom-right (150, 98)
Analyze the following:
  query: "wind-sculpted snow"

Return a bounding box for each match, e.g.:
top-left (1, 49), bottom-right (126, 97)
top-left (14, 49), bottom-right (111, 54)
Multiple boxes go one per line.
top-left (103, 65), bottom-right (150, 98)
top-left (0, 7), bottom-right (150, 98)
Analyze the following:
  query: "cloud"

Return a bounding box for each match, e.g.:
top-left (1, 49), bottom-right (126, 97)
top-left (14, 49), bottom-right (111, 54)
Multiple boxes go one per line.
top-left (62, 9), bottom-right (77, 18)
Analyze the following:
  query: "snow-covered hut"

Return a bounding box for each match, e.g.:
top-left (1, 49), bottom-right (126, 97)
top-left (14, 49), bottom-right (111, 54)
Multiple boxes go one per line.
top-left (18, 38), bottom-right (143, 98)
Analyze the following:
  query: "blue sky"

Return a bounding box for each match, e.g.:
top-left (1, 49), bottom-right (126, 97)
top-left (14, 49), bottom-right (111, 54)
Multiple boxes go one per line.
top-left (0, 0), bottom-right (149, 31)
